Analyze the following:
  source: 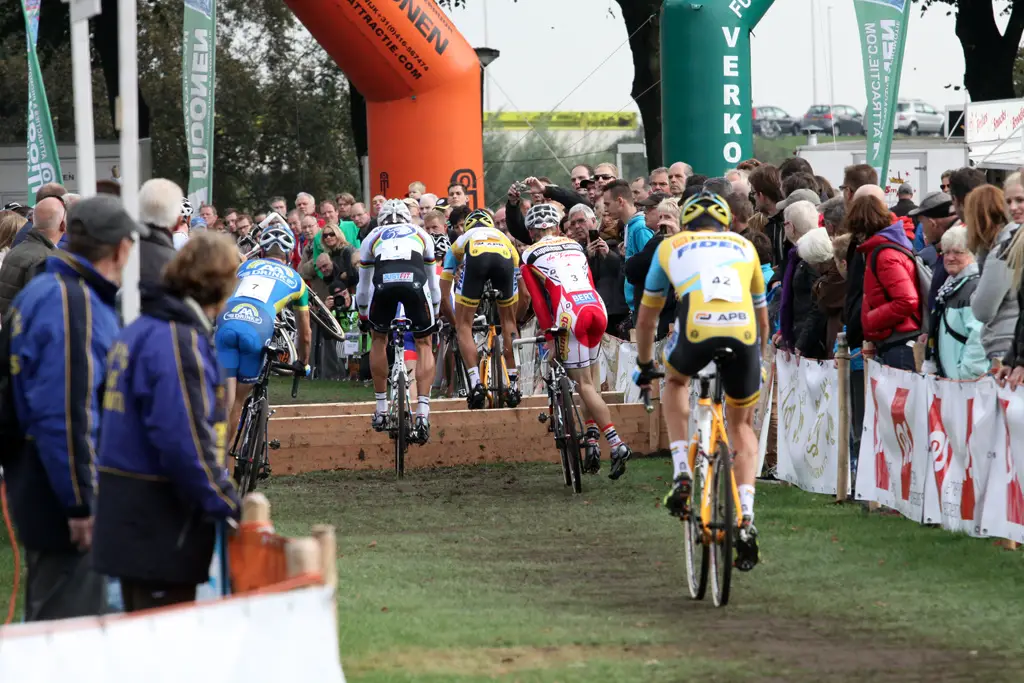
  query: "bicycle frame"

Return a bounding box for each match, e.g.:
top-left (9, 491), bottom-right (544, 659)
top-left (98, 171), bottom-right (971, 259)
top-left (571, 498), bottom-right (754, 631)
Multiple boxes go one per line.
top-left (388, 318), bottom-right (412, 436)
top-left (477, 285), bottom-right (508, 407)
top-left (690, 373), bottom-right (744, 543)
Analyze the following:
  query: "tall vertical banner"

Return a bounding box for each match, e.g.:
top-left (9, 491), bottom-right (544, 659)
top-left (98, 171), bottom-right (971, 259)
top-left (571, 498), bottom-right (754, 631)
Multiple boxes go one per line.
top-left (22, 0), bottom-right (61, 204)
top-left (182, 0), bottom-right (216, 208)
top-left (853, 0), bottom-right (912, 184)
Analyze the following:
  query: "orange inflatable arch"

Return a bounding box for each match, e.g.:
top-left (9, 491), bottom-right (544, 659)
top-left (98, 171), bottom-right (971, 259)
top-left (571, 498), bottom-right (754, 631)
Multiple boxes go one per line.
top-left (285, 0), bottom-right (484, 208)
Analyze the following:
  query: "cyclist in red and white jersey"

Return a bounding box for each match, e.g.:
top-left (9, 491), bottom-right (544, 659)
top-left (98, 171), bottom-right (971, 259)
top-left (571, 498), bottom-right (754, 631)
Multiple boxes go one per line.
top-left (519, 203), bottom-right (633, 479)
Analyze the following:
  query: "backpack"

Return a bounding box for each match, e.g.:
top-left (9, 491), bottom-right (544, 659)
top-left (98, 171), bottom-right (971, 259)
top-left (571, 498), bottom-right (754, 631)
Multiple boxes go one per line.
top-left (868, 242), bottom-right (934, 337)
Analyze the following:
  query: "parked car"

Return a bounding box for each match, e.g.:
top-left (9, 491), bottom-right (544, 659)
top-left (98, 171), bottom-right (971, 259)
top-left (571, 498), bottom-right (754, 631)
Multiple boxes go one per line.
top-left (800, 105), bottom-right (865, 136)
top-left (893, 100), bottom-right (944, 135)
top-left (752, 106), bottom-right (800, 138)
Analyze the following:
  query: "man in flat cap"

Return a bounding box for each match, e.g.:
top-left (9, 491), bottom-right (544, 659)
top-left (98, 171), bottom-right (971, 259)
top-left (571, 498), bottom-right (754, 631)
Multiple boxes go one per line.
top-left (908, 191), bottom-right (957, 310)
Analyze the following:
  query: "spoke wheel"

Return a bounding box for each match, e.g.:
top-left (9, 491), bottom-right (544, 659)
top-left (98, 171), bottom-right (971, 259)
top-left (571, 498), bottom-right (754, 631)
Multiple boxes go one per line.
top-left (683, 446), bottom-right (710, 600)
top-left (552, 388), bottom-right (572, 487)
top-left (236, 400), bottom-right (268, 494)
top-left (710, 441), bottom-right (735, 607)
top-left (308, 288), bottom-right (345, 341)
top-left (489, 342), bottom-right (505, 408)
top-left (558, 376), bottom-right (583, 494)
top-left (393, 371), bottom-right (407, 478)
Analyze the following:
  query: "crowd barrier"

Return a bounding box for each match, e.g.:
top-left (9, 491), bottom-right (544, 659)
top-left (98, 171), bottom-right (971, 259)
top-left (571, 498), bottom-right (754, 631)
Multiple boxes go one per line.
top-left (776, 348), bottom-right (1024, 544)
top-left (0, 494), bottom-right (347, 682)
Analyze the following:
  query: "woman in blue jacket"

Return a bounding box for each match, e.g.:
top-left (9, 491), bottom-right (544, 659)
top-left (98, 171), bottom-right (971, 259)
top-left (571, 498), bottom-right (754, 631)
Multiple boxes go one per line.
top-left (927, 226), bottom-right (988, 380)
top-left (93, 233), bottom-right (241, 612)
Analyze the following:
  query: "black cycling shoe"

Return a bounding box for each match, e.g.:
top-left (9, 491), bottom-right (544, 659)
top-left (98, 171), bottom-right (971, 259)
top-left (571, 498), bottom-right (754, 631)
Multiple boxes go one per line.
top-left (662, 473), bottom-right (692, 518)
top-left (583, 443), bottom-right (601, 474)
top-left (506, 384), bottom-right (522, 408)
top-left (414, 415), bottom-right (430, 444)
top-left (735, 517), bottom-right (760, 572)
top-left (468, 383), bottom-right (487, 410)
top-left (608, 443), bottom-right (631, 480)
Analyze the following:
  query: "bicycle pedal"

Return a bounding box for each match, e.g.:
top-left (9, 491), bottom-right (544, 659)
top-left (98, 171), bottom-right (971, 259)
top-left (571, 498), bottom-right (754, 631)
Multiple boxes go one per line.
top-left (268, 439), bottom-right (281, 450)
top-left (538, 412), bottom-right (548, 423)
top-left (258, 466), bottom-right (271, 481)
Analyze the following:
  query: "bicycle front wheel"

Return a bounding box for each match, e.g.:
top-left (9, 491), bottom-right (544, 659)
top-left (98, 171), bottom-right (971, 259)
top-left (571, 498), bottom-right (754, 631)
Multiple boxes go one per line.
top-left (558, 376), bottom-right (583, 494)
top-left (710, 441), bottom-right (735, 607)
top-left (683, 443), bottom-right (710, 600)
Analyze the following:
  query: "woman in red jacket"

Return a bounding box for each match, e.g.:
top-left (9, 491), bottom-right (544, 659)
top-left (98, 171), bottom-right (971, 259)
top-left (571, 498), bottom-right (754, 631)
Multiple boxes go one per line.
top-left (854, 195), bottom-right (920, 370)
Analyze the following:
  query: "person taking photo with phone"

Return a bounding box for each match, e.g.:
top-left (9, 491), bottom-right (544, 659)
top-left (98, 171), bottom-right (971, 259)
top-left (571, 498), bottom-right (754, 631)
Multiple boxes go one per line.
top-left (565, 204), bottom-right (629, 337)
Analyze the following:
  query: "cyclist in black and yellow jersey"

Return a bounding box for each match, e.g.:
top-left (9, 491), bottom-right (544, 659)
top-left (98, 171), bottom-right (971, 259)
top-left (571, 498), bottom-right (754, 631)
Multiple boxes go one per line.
top-left (440, 209), bottom-right (523, 408)
top-left (633, 191), bottom-right (769, 570)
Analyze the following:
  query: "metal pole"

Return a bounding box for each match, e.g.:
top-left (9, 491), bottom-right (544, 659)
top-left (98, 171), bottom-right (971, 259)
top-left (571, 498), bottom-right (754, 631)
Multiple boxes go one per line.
top-left (482, 2), bottom-right (491, 112)
top-left (119, 0), bottom-right (141, 324)
top-left (828, 5), bottom-right (837, 149)
top-left (70, 15), bottom-right (96, 196)
top-left (810, 0), bottom-right (819, 105)
top-left (836, 332), bottom-right (850, 503)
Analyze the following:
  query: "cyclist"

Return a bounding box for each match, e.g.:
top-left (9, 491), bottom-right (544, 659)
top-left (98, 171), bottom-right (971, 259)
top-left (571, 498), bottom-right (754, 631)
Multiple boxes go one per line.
top-left (519, 203), bottom-right (633, 479)
top-left (633, 191), bottom-right (769, 571)
top-left (357, 199), bottom-right (441, 442)
top-left (216, 225), bottom-right (313, 447)
top-left (440, 209), bottom-right (523, 408)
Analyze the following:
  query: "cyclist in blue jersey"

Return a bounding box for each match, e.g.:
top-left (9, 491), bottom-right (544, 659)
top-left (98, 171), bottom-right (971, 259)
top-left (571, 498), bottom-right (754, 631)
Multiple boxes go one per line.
top-left (216, 226), bottom-right (312, 434)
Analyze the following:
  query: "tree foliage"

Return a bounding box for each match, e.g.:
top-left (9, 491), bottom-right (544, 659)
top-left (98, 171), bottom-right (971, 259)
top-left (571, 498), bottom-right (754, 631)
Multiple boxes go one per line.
top-left (0, 0), bottom-right (359, 211)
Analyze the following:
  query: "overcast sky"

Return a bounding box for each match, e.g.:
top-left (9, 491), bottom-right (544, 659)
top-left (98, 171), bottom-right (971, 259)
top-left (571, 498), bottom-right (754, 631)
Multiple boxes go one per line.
top-left (442, 0), bottom-right (990, 118)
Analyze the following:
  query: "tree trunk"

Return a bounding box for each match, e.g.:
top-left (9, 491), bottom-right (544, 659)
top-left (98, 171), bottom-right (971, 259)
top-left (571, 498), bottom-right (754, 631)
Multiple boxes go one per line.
top-left (615, 0), bottom-right (662, 169)
top-left (956, 0), bottom-right (1024, 101)
top-left (95, 0), bottom-right (151, 139)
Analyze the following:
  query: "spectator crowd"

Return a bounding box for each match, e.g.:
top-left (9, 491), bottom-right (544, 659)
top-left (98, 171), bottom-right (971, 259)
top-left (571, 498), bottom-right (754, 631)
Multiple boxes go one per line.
top-left (7, 147), bottom-right (1024, 623)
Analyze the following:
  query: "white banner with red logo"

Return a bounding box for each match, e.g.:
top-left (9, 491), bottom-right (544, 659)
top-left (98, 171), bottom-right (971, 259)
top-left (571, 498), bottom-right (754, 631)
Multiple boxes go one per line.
top-left (848, 360), bottom-right (1024, 542)
top-left (776, 354), bottom-right (847, 495)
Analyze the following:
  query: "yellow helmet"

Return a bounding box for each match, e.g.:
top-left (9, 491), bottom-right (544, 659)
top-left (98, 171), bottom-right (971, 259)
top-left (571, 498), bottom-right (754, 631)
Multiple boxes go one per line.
top-left (464, 209), bottom-right (494, 230)
top-left (680, 191), bottom-right (732, 230)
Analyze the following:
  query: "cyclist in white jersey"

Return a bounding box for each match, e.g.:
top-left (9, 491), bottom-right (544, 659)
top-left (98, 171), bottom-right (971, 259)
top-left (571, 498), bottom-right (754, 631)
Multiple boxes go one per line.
top-left (356, 199), bottom-right (441, 441)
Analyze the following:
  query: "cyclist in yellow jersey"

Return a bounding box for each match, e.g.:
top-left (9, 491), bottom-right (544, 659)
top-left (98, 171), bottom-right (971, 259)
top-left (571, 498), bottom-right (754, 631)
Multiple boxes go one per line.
top-left (440, 209), bottom-right (524, 408)
top-left (633, 191), bottom-right (769, 570)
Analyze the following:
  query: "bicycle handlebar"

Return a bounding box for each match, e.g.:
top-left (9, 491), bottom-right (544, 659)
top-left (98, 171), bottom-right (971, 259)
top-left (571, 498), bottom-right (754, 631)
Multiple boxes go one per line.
top-left (270, 360), bottom-right (304, 398)
top-left (639, 371), bottom-right (665, 414)
top-left (511, 328), bottom-right (567, 348)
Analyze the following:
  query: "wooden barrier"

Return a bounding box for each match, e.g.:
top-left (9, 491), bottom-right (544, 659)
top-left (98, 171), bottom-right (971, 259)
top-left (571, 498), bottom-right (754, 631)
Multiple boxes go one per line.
top-left (267, 392), bottom-right (668, 474)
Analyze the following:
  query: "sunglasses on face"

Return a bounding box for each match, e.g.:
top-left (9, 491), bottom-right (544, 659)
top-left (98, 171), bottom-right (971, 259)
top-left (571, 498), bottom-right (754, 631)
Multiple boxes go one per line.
top-left (593, 174), bottom-right (614, 181)
top-left (941, 183), bottom-right (950, 190)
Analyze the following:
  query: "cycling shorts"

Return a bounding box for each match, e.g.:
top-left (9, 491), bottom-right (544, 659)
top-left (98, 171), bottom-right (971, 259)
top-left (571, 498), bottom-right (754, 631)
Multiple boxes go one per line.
top-left (403, 331), bottom-right (417, 362)
top-left (455, 251), bottom-right (518, 308)
top-left (215, 315), bottom-right (274, 384)
top-left (663, 324), bottom-right (761, 408)
top-left (367, 261), bottom-right (435, 337)
top-left (553, 304), bottom-right (606, 370)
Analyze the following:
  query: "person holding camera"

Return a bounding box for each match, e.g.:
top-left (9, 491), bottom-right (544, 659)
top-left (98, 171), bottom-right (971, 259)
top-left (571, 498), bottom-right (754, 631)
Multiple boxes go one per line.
top-left (624, 196), bottom-right (680, 340)
top-left (566, 204), bottom-right (628, 337)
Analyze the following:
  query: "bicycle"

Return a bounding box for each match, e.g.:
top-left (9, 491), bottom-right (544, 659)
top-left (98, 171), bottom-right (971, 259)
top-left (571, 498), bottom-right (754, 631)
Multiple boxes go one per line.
top-left (476, 282), bottom-right (519, 409)
top-left (385, 316), bottom-right (418, 478)
top-left (640, 349), bottom-right (743, 607)
top-left (438, 320), bottom-right (474, 399)
top-left (514, 328), bottom-right (585, 493)
top-left (231, 342), bottom-right (302, 494)
top-left (271, 310), bottom-right (298, 368)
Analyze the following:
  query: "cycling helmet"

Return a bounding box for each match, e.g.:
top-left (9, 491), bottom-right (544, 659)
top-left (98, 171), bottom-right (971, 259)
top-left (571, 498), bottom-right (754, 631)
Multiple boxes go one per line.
top-left (259, 225), bottom-right (296, 255)
top-left (378, 198), bottom-right (412, 226)
top-left (181, 197), bottom-right (194, 218)
top-left (464, 209), bottom-right (494, 230)
top-left (680, 191), bottom-right (732, 230)
top-left (525, 203), bottom-right (561, 231)
top-left (432, 233), bottom-right (451, 258)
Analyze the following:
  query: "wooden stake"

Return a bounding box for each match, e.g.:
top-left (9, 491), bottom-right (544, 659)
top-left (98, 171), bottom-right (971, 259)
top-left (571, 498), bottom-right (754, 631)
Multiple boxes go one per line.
top-left (311, 525), bottom-right (338, 589)
top-left (836, 333), bottom-right (850, 503)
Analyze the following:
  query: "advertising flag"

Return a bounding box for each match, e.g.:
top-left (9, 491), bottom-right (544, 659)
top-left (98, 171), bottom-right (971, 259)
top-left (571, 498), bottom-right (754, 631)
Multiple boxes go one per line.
top-left (854, 0), bottom-right (912, 183)
top-left (182, 0), bottom-right (216, 208)
top-left (22, 0), bottom-right (62, 204)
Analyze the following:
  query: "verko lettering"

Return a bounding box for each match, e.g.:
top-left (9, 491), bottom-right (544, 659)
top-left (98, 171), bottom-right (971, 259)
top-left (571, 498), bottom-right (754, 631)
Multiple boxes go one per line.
top-left (721, 26), bottom-right (742, 164)
top-left (188, 28), bottom-right (210, 180)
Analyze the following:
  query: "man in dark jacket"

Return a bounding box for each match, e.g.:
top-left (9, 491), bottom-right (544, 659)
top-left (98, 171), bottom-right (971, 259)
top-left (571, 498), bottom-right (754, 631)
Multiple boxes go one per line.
top-left (138, 178), bottom-right (187, 283)
top-left (4, 195), bottom-right (145, 620)
top-left (566, 204), bottom-right (629, 334)
top-left (506, 176), bottom-right (590, 246)
top-left (0, 196), bottom-right (66, 315)
top-left (10, 182), bottom-right (66, 248)
top-left (891, 183), bottom-right (918, 217)
top-left (94, 235), bottom-right (240, 611)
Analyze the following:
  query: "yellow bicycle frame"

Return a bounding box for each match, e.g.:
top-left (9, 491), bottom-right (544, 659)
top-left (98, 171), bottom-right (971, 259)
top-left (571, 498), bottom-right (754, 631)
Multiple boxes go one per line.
top-left (688, 393), bottom-right (744, 544)
top-left (478, 323), bottom-right (509, 408)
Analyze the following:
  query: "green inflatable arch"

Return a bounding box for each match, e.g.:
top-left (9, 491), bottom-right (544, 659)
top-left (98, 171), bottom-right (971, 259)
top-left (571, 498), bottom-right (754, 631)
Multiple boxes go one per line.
top-left (661, 0), bottom-right (776, 175)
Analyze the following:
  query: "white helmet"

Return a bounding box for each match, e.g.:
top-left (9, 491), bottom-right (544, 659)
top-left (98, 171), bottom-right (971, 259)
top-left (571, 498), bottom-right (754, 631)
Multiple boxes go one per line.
top-left (432, 233), bottom-right (451, 258)
top-left (259, 225), bottom-right (296, 255)
top-left (378, 198), bottom-right (412, 226)
top-left (181, 197), bottom-right (194, 218)
top-left (525, 203), bottom-right (561, 231)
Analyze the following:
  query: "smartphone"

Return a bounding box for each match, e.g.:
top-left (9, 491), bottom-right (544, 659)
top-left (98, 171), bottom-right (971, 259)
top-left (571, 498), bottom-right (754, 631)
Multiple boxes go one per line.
top-left (515, 181), bottom-right (531, 194)
top-left (588, 229), bottom-right (600, 242)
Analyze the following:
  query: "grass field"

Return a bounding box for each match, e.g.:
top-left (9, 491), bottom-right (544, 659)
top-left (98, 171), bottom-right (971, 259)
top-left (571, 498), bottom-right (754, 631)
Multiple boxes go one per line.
top-left (268, 376), bottom-right (374, 405)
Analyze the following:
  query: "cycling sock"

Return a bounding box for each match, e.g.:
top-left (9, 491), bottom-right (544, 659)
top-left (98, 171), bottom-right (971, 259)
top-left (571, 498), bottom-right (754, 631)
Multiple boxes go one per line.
top-left (417, 396), bottom-right (430, 418)
top-left (738, 485), bottom-right (756, 521)
top-left (585, 420), bottom-right (600, 445)
top-left (507, 368), bottom-right (519, 384)
top-left (670, 440), bottom-right (691, 478)
top-left (602, 424), bottom-right (623, 448)
top-left (468, 366), bottom-right (481, 387)
top-left (375, 393), bottom-right (387, 414)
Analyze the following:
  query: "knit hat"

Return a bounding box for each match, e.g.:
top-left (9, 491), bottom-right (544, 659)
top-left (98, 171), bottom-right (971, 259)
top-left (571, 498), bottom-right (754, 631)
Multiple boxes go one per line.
top-left (796, 227), bottom-right (834, 265)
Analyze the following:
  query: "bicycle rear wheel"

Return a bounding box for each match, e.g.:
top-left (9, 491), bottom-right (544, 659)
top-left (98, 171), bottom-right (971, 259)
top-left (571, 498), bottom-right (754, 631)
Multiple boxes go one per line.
top-left (710, 441), bottom-right (735, 607)
top-left (395, 371), bottom-right (407, 478)
top-left (236, 399), bottom-right (268, 494)
top-left (683, 443), bottom-right (710, 600)
top-left (489, 342), bottom-right (505, 408)
top-left (558, 376), bottom-right (583, 494)
top-left (307, 288), bottom-right (346, 341)
top-left (551, 386), bottom-right (572, 487)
